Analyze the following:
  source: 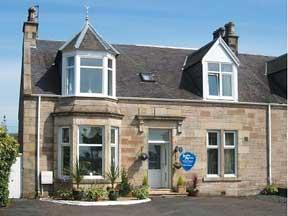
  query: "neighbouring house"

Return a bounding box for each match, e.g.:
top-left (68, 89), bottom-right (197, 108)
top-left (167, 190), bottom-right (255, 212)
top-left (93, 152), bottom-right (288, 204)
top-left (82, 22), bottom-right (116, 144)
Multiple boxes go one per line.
top-left (18, 6), bottom-right (287, 198)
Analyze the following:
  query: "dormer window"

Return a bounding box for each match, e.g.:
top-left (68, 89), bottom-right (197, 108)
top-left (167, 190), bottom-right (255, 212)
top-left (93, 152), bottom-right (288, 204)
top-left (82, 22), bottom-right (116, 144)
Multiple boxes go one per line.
top-left (62, 52), bottom-right (116, 98)
top-left (208, 62), bottom-right (233, 97)
top-left (80, 58), bottom-right (103, 94)
top-left (60, 21), bottom-right (119, 98)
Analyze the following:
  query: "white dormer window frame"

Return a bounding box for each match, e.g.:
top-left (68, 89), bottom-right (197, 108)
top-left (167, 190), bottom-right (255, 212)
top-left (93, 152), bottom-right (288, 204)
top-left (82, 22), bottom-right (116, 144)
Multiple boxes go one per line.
top-left (62, 50), bottom-right (116, 98)
top-left (202, 37), bottom-right (239, 102)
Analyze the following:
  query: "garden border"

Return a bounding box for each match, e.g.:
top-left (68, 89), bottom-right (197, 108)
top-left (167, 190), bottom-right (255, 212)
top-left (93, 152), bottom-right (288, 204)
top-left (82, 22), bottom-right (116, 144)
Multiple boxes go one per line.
top-left (40, 198), bottom-right (151, 206)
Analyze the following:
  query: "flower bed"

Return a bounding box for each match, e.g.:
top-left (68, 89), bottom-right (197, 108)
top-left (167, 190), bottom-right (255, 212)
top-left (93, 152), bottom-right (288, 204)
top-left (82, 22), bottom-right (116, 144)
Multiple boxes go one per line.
top-left (40, 197), bottom-right (151, 206)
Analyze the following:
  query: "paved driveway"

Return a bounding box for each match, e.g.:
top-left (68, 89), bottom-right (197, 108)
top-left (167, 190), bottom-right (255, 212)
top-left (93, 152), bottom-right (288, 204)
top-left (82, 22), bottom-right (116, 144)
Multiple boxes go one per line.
top-left (0, 196), bottom-right (286, 216)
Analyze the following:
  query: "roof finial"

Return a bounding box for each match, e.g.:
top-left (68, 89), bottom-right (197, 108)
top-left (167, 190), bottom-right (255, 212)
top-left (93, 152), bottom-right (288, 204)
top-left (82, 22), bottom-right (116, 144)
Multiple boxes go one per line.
top-left (85, 5), bottom-right (89, 22)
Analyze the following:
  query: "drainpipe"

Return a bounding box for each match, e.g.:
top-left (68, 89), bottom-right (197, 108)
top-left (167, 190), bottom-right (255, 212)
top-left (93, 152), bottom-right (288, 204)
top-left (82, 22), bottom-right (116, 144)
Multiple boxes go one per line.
top-left (37, 96), bottom-right (41, 196)
top-left (268, 103), bottom-right (272, 185)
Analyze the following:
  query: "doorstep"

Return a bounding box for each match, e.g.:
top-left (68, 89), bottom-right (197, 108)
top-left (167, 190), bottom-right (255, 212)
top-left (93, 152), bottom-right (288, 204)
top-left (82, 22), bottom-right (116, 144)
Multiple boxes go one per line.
top-left (150, 188), bottom-right (187, 197)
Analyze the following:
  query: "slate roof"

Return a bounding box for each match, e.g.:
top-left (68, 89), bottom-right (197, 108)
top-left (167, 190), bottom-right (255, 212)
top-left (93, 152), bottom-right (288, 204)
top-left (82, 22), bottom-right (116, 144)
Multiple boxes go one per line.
top-left (30, 39), bottom-right (287, 104)
top-left (60, 22), bottom-right (119, 55)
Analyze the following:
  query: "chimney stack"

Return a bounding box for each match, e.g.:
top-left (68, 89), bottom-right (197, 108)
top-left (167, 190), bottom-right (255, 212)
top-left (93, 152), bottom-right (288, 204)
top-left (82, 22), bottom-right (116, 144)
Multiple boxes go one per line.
top-left (223, 22), bottom-right (239, 55)
top-left (213, 27), bottom-right (225, 40)
top-left (23, 6), bottom-right (38, 47)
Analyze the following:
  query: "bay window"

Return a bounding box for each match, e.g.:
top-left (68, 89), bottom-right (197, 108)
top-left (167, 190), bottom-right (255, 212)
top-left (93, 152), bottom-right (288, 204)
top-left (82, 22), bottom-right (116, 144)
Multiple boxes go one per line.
top-left (62, 52), bottom-right (116, 97)
top-left (66, 57), bottom-right (75, 95)
top-left (207, 62), bottom-right (233, 98)
top-left (80, 58), bottom-right (103, 94)
top-left (78, 126), bottom-right (103, 178)
top-left (59, 127), bottom-right (71, 178)
top-left (110, 127), bottom-right (119, 168)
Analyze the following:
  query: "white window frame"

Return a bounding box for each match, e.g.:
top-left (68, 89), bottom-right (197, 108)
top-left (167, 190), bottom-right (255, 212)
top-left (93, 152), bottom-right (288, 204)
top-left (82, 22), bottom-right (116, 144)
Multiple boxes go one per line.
top-left (62, 51), bottom-right (116, 98)
top-left (206, 130), bottom-right (221, 178)
top-left (207, 62), bottom-right (234, 100)
top-left (110, 127), bottom-right (119, 168)
top-left (78, 125), bottom-right (104, 180)
top-left (58, 127), bottom-right (71, 179)
top-left (224, 131), bottom-right (237, 177)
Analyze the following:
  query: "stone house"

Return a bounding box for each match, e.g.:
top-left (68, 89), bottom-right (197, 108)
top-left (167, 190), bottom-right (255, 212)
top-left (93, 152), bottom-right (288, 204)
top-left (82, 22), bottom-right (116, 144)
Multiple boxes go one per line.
top-left (19, 6), bottom-right (287, 198)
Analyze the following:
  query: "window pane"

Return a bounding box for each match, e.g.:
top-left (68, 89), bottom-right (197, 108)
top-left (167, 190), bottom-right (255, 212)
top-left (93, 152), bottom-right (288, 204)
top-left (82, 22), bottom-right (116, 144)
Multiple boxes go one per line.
top-left (79, 126), bottom-right (103, 144)
top-left (67, 57), bottom-right (74, 67)
top-left (108, 59), bottom-right (113, 68)
top-left (208, 132), bottom-right (218, 146)
top-left (224, 149), bottom-right (235, 174)
top-left (62, 146), bottom-right (70, 176)
top-left (108, 69), bottom-right (113, 96)
top-left (225, 132), bottom-right (235, 146)
top-left (208, 63), bottom-right (219, 71)
top-left (111, 128), bottom-right (115, 144)
top-left (62, 128), bottom-right (69, 143)
top-left (148, 145), bottom-right (161, 169)
top-left (221, 63), bottom-right (233, 72)
top-left (208, 74), bottom-right (219, 96)
top-left (111, 146), bottom-right (116, 167)
top-left (207, 149), bottom-right (218, 175)
top-left (80, 58), bottom-right (102, 67)
top-left (222, 74), bottom-right (232, 96)
top-left (79, 146), bottom-right (102, 176)
top-left (66, 68), bottom-right (74, 95)
top-left (80, 68), bottom-right (102, 93)
top-left (149, 129), bottom-right (169, 142)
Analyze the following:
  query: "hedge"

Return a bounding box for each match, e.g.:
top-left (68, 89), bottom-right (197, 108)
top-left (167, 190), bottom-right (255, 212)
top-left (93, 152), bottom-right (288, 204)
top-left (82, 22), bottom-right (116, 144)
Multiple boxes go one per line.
top-left (0, 127), bottom-right (19, 207)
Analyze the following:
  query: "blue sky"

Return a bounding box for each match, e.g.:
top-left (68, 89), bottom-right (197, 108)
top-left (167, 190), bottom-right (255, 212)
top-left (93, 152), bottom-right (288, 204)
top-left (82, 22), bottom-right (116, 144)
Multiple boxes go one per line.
top-left (0, 0), bottom-right (286, 133)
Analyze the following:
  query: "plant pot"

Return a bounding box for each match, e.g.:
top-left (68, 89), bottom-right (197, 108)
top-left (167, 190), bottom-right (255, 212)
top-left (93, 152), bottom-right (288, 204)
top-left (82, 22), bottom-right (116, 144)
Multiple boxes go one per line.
top-left (173, 162), bottom-right (182, 169)
top-left (108, 190), bottom-right (119, 201)
top-left (187, 189), bottom-right (199, 197)
top-left (139, 153), bottom-right (148, 161)
top-left (177, 185), bottom-right (186, 194)
top-left (72, 189), bottom-right (83, 200)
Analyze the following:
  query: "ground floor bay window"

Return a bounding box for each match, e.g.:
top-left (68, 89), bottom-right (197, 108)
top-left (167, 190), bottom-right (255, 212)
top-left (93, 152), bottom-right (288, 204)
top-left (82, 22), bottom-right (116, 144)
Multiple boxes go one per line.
top-left (207, 130), bottom-right (237, 178)
top-left (57, 124), bottom-right (120, 180)
top-left (78, 126), bottom-right (104, 178)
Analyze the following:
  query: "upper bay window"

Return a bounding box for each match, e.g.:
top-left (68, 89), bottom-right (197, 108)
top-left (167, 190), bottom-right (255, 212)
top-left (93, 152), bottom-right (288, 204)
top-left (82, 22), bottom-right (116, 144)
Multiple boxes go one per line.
top-left (62, 51), bottom-right (116, 98)
top-left (208, 62), bottom-right (233, 98)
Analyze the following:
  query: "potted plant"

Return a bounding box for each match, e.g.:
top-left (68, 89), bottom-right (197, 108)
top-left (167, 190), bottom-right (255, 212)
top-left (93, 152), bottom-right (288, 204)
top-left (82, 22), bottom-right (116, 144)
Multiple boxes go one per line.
top-left (119, 168), bottom-right (132, 197)
top-left (106, 166), bottom-right (120, 200)
top-left (176, 176), bottom-right (186, 194)
top-left (139, 152), bottom-right (148, 161)
top-left (71, 160), bottom-right (84, 200)
top-left (173, 161), bottom-right (182, 169)
top-left (187, 174), bottom-right (199, 196)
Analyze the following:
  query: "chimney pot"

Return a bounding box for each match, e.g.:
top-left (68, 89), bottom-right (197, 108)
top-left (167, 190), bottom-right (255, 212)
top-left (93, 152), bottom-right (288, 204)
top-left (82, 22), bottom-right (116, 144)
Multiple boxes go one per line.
top-left (28, 6), bottom-right (37, 22)
top-left (224, 22), bottom-right (236, 36)
top-left (213, 27), bottom-right (225, 40)
top-left (223, 21), bottom-right (239, 55)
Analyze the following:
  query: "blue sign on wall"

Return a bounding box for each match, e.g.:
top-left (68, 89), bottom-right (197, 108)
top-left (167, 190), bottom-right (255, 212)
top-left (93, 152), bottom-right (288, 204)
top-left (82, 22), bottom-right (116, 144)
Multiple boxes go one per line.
top-left (179, 152), bottom-right (196, 171)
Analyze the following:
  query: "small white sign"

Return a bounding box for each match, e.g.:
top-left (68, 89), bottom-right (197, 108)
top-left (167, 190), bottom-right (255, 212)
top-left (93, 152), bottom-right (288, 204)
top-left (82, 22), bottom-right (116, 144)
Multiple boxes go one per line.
top-left (41, 171), bottom-right (53, 184)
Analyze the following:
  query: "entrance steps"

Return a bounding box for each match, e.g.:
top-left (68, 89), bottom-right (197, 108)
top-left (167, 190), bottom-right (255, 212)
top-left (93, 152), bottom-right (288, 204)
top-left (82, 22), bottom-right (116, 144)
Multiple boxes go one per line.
top-left (150, 189), bottom-right (187, 197)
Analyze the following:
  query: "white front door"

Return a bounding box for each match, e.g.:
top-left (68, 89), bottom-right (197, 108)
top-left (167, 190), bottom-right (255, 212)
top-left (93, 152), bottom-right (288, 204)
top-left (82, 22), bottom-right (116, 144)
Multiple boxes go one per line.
top-left (148, 129), bottom-right (170, 188)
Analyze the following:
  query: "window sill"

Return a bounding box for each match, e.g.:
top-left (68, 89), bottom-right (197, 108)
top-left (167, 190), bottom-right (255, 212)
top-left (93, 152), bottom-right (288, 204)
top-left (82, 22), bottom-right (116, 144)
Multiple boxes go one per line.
top-left (203, 176), bottom-right (241, 182)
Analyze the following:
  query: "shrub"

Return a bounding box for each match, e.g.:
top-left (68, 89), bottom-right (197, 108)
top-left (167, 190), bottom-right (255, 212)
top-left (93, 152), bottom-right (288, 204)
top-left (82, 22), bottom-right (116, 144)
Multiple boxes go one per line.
top-left (54, 189), bottom-right (73, 200)
top-left (177, 176), bottom-right (186, 186)
top-left (0, 127), bottom-right (19, 207)
top-left (106, 166), bottom-right (120, 190)
top-left (262, 184), bottom-right (279, 195)
top-left (85, 187), bottom-right (107, 201)
top-left (132, 185), bottom-right (149, 200)
top-left (142, 175), bottom-right (148, 186)
top-left (119, 169), bottom-right (131, 196)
